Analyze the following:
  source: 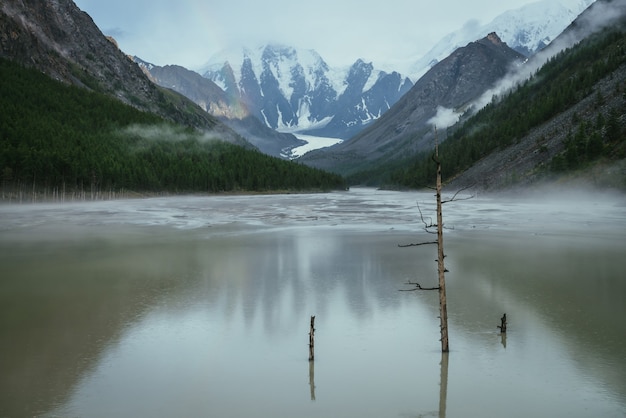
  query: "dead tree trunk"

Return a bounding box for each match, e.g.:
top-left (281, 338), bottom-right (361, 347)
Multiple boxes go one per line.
top-left (308, 315), bottom-right (315, 361)
top-left (399, 129), bottom-right (472, 352)
top-left (434, 140), bottom-right (450, 353)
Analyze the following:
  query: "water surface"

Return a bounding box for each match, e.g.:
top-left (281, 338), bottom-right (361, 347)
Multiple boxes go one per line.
top-left (0, 188), bottom-right (624, 417)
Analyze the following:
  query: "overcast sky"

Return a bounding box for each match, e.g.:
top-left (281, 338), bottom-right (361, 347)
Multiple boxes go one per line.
top-left (73, 0), bottom-right (586, 71)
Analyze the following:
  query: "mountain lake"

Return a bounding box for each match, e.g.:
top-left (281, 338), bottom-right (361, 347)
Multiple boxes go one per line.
top-left (0, 187), bottom-right (624, 417)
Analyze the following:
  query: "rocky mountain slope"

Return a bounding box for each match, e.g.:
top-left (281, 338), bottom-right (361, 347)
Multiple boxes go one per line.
top-left (446, 0), bottom-right (626, 191)
top-left (300, 33), bottom-right (525, 175)
top-left (202, 44), bottom-right (413, 139)
top-left (0, 0), bottom-right (248, 147)
top-left (134, 58), bottom-right (304, 157)
top-left (448, 64), bottom-right (626, 191)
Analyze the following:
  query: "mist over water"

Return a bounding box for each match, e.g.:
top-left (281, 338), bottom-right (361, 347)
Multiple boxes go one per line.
top-left (0, 188), bottom-right (624, 417)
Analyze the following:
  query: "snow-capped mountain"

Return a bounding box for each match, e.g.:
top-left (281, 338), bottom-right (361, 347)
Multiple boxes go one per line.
top-left (133, 56), bottom-right (306, 158)
top-left (408, 0), bottom-right (596, 80)
top-left (202, 44), bottom-right (413, 139)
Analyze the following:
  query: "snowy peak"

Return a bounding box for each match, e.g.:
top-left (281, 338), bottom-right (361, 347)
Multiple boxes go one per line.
top-left (409, 0), bottom-right (595, 80)
top-left (487, 0), bottom-right (594, 55)
top-left (202, 44), bottom-right (413, 138)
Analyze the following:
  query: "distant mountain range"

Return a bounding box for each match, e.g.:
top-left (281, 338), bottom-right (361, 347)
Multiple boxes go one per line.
top-left (137, 0), bottom-right (595, 160)
top-left (202, 45), bottom-right (413, 140)
top-left (137, 46), bottom-right (414, 157)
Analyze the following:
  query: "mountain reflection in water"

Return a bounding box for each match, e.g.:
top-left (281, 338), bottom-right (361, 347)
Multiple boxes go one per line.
top-left (0, 188), bottom-right (624, 417)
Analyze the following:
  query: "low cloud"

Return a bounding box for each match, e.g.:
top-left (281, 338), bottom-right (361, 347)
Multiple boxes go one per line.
top-left (121, 124), bottom-right (221, 145)
top-left (428, 106), bottom-right (461, 129)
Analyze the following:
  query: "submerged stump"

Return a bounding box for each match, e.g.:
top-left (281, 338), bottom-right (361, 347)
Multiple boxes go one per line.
top-left (497, 313), bottom-right (507, 333)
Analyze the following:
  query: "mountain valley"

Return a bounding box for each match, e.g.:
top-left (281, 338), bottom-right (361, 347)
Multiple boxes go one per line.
top-left (1, 0), bottom-right (625, 195)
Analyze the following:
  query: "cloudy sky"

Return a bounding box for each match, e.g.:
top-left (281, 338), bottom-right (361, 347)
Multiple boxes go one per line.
top-left (73, 0), bottom-right (587, 71)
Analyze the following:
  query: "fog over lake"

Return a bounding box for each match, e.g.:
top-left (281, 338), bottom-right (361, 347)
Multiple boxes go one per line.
top-left (1, 188), bottom-right (624, 417)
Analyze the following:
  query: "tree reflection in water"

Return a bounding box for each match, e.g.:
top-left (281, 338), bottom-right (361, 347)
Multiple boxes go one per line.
top-left (309, 361), bottom-right (316, 401)
top-left (439, 353), bottom-right (449, 418)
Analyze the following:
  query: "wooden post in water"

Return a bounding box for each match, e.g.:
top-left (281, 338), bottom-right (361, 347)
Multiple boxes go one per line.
top-left (497, 313), bottom-right (507, 333)
top-left (308, 315), bottom-right (315, 361)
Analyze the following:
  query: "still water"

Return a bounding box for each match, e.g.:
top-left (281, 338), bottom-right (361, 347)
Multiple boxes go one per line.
top-left (0, 188), bottom-right (625, 417)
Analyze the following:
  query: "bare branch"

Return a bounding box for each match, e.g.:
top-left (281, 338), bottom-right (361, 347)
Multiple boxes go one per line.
top-left (398, 240), bottom-right (438, 248)
top-left (415, 201), bottom-right (438, 235)
top-left (399, 281), bottom-right (440, 291)
top-left (417, 201), bottom-right (434, 228)
top-left (442, 185), bottom-right (475, 204)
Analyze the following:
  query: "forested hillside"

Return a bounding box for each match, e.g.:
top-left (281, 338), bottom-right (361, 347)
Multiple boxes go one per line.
top-left (0, 58), bottom-right (345, 200)
top-left (350, 25), bottom-right (626, 190)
